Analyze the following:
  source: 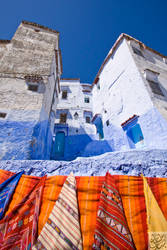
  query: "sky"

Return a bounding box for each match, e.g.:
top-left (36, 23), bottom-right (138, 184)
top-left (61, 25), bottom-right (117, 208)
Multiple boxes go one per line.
top-left (0, 0), bottom-right (166, 83)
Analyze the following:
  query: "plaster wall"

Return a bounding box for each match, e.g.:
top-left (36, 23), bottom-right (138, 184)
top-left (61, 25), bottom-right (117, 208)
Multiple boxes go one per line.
top-left (52, 79), bottom-right (96, 160)
top-left (0, 22), bottom-right (60, 160)
top-left (128, 40), bottom-right (167, 121)
top-left (31, 56), bottom-right (61, 160)
top-left (92, 38), bottom-right (167, 151)
top-left (54, 80), bottom-right (95, 136)
top-left (0, 77), bottom-right (43, 160)
top-left (92, 39), bottom-right (153, 126)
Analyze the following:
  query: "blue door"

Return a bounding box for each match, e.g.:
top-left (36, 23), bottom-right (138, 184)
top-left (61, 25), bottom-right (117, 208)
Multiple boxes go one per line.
top-left (55, 132), bottom-right (65, 158)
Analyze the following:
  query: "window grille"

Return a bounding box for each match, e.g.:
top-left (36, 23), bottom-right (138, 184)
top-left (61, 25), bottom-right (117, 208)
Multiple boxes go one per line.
top-left (132, 46), bottom-right (144, 57)
top-left (84, 97), bottom-right (90, 103)
top-left (59, 113), bottom-right (67, 123)
top-left (62, 91), bottom-right (67, 99)
top-left (86, 116), bottom-right (90, 123)
top-left (0, 112), bottom-right (6, 118)
top-left (147, 80), bottom-right (164, 96)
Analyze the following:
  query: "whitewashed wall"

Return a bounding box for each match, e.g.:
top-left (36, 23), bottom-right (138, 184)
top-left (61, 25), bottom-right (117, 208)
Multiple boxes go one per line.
top-left (54, 79), bottom-right (96, 136)
top-left (92, 38), bottom-right (153, 127)
top-left (92, 37), bottom-right (167, 151)
top-left (128, 40), bottom-right (167, 121)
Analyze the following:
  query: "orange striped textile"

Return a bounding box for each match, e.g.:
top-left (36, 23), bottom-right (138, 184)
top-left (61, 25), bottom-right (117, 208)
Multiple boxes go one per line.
top-left (93, 172), bottom-right (135, 249)
top-left (39, 175), bottom-right (104, 249)
top-left (0, 176), bottom-right (46, 249)
top-left (0, 172), bottom-right (104, 249)
top-left (0, 169), bottom-right (167, 249)
top-left (33, 173), bottom-right (83, 249)
top-left (115, 175), bottom-right (148, 250)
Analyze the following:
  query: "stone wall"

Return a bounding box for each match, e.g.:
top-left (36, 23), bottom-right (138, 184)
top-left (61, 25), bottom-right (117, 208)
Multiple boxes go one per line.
top-left (0, 22), bottom-right (60, 160)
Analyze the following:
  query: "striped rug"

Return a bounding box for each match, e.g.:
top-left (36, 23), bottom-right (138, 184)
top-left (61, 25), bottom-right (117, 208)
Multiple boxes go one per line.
top-left (33, 172), bottom-right (82, 249)
top-left (143, 176), bottom-right (167, 249)
top-left (93, 172), bottom-right (135, 249)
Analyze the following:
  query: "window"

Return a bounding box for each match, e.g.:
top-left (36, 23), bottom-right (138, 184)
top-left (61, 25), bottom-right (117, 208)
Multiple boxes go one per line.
top-left (97, 83), bottom-right (100, 90)
top-left (74, 112), bottom-right (79, 120)
top-left (127, 124), bottom-right (144, 144)
top-left (84, 97), bottom-right (90, 103)
top-left (86, 116), bottom-right (91, 123)
top-left (147, 80), bottom-right (164, 96)
top-left (62, 91), bottom-right (67, 99)
top-left (28, 84), bottom-right (38, 92)
top-left (132, 46), bottom-right (144, 57)
top-left (59, 113), bottom-right (67, 123)
top-left (0, 112), bottom-right (6, 118)
top-left (106, 120), bottom-right (109, 126)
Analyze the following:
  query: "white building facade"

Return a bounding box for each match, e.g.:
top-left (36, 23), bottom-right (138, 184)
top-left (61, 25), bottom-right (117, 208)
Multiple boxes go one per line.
top-left (51, 79), bottom-right (96, 160)
top-left (92, 34), bottom-right (167, 152)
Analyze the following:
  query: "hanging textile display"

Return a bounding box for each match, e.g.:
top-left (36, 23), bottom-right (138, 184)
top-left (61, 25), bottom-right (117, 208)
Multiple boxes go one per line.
top-left (33, 172), bottom-right (83, 250)
top-left (0, 176), bottom-right (46, 250)
top-left (93, 172), bottom-right (135, 249)
top-left (38, 175), bottom-right (104, 249)
top-left (0, 171), bottom-right (24, 220)
top-left (115, 175), bottom-right (148, 249)
top-left (143, 176), bottom-right (167, 249)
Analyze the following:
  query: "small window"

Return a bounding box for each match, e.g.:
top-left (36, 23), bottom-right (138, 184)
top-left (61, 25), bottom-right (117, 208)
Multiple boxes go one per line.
top-left (86, 116), bottom-right (91, 123)
top-left (97, 84), bottom-right (100, 90)
top-left (74, 112), bottom-right (79, 120)
top-left (84, 97), bottom-right (90, 103)
top-left (62, 91), bottom-right (67, 99)
top-left (0, 112), bottom-right (7, 118)
top-left (147, 80), bottom-right (164, 96)
top-left (132, 47), bottom-right (144, 57)
top-left (59, 113), bottom-right (67, 123)
top-left (106, 120), bottom-right (109, 126)
top-left (28, 84), bottom-right (38, 92)
top-left (127, 124), bottom-right (144, 144)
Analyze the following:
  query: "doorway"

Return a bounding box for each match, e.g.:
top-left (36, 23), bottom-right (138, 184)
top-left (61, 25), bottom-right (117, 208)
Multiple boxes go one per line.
top-left (54, 131), bottom-right (65, 158)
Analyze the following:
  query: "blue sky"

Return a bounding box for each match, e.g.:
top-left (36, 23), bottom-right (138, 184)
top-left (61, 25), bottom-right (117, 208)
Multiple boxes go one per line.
top-left (0, 0), bottom-right (166, 83)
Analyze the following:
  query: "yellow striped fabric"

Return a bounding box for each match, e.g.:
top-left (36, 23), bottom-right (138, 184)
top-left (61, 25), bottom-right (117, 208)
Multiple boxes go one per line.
top-left (143, 176), bottom-right (167, 249)
top-left (33, 172), bottom-right (83, 249)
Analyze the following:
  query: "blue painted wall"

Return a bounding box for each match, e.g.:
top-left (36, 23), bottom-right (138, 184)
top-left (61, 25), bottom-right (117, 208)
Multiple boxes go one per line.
top-left (81, 107), bottom-right (167, 158)
top-left (0, 109), bottom-right (54, 160)
top-left (51, 133), bottom-right (93, 161)
top-left (30, 107), bottom-right (55, 160)
top-left (102, 107), bottom-right (167, 152)
top-left (0, 110), bottom-right (40, 160)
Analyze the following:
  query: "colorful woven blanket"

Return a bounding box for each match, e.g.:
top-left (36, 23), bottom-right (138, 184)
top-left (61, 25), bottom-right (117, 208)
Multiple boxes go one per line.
top-left (0, 171), bottom-right (23, 220)
top-left (0, 175), bottom-right (45, 249)
top-left (0, 169), bottom-right (166, 249)
top-left (33, 173), bottom-right (82, 249)
top-left (143, 176), bottom-right (167, 249)
top-left (93, 172), bottom-right (135, 249)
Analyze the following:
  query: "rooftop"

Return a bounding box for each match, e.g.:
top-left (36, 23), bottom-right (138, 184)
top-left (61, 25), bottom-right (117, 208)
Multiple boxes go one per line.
top-left (22, 20), bottom-right (59, 34)
top-left (93, 33), bottom-right (167, 85)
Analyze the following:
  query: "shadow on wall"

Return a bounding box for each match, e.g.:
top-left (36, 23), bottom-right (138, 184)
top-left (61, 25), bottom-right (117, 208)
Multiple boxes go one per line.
top-left (0, 120), bottom-right (37, 160)
top-left (50, 125), bottom-right (113, 161)
top-left (80, 139), bottom-right (113, 157)
top-left (30, 118), bottom-right (53, 160)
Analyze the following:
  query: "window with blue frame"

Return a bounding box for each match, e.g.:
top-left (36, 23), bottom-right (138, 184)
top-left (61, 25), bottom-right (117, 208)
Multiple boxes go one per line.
top-left (121, 115), bottom-right (144, 148)
top-left (127, 123), bottom-right (144, 144)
